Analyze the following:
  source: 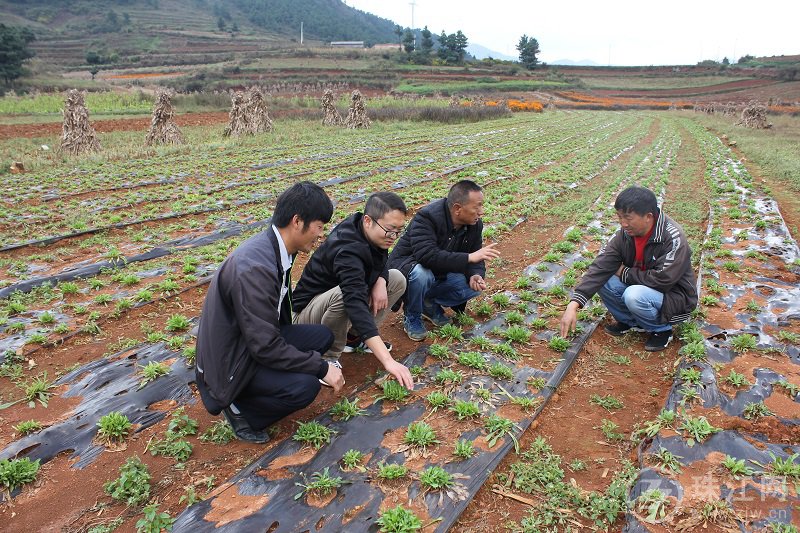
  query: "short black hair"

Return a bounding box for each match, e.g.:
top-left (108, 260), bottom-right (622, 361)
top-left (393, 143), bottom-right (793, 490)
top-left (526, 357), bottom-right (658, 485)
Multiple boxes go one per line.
top-left (614, 186), bottom-right (658, 217)
top-left (447, 180), bottom-right (483, 207)
top-left (272, 181), bottom-right (333, 228)
top-left (365, 191), bottom-right (407, 220)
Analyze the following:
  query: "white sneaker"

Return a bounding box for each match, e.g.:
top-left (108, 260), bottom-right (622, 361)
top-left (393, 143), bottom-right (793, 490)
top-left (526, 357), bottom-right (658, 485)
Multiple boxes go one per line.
top-left (319, 360), bottom-right (343, 387)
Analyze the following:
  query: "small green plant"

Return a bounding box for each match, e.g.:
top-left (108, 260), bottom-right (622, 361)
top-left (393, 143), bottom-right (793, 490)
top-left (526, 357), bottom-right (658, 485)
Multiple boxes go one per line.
top-left (590, 394), bottom-right (623, 411)
top-left (139, 361), bottom-right (170, 388)
top-left (428, 343), bottom-right (450, 359)
top-left (529, 317), bottom-right (548, 329)
top-left (489, 363), bottom-right (513, 380)
top-left (435, 368), bottom-right (463, 385)
top-left (484, 414), bottom-right (519, 451)
top-left (179, 484), bottom-right (201, 507)
top-left (453, 312), bottom-right (476, 327)
top-left (375, 380), bottom-right (410, 403)
top-left (425, 391), bottom-right (451, 412)
top-left (765, 452), bottom-right (800, 478)
top-left (294, 467), bottom-right (344, 500)
top-left (22, 372), bottom-right (54, 407)
top-left (492, 342), bottom-right (519, 360)
top-left (721, 455), bottom-right (755, 479)
top-left (651, 447), bottom-right (682, 473)
top-left (527, 376), bottom-right (547, 390)
top-left (104, 456), bottom-right (151, 505)
top-left (329, 397), bottom-right (365, 421)
top-left (636, 489), bottom-right (671, 524)
top-left (723, 369), bottom-right (750, 388)
top-left (409, 365), bottom-right (425, 377)
top-left (700, 295), bottom-right (719, 306)
top-left (777, 330), bottom-right (799, 345)
top-left (94, 293), bottom-right (113, 306)
top-left (548, 335), bottom-right (571, 352)
top-left (341, 449), bottom-right (366, 471)
top-left (474, 301), bottom-right (493, 317)
top-left (434, 323), bottom-right (463, 341)
top-left (730, 334), bottom-right (757, 353)
top-left (679, 340), bottom-right (707, 361)
top-left (744, 299), bottom-right (760, 313)
top-left (376, 462), bottom-right (409, 481)
top-left (492, 293), bottom-right (511, 308)
top-left (504, 325), bottom-right (531, 344)
top-left (376, 505), bottom-right (423, 532)
top-left (679, 415), bottom-right (720, 446)
top-left (199, 420), bottom-right (235, 445)
top-left (505, 310), bottom-right (525, 325)
top-left (679, 367), bottom-right (702, 385)
top-left (419, 465), bottom-right (454, 491)
top-left (775, 379), bottom-right (800, 398)
top-left (0, 457), bottom-right (40, 494)
top-left (165, 314), bottom-right (191, 332)
top-left (13, 420), bottom-right (43, 435)
top-left (597, 419), bottom-right (625, 441)
top-left (97, 411), bottom-right (132, 444)
top-left (403, 421), bottom-right (439, 450)
top-left (469, 336), bottom-right (493, 350)
top-left (293, 421), bottom-right (332, 449)
top-left (59, 282), bottom-right (80, 295)
top-left (453, 439), bottom-right (476, 460)
top-left (569, 459), bottom-right (587, 471)
top-left (457, 351), bottom-right (487, 370)
top-left (450, 399), bottom-right (481, 420)
top-left (722, 261), bottom-right (740, 273)
top-left (742, 401), bottom-right (773, 420)
top-left (135, 503), bottom-right (174, 533)
top-left (511, 395), bottom-right (542, 413)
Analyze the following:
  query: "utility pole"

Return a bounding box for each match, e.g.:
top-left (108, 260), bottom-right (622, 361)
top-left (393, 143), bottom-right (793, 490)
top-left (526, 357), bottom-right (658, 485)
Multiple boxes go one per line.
top-left (409, 0), bottom-right (416, 47)
top-left (300, 21), bottom-right (304, 44)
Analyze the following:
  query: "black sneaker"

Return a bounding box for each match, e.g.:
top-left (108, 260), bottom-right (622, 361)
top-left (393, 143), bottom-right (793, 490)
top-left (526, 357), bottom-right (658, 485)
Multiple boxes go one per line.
top-left (645, 330), bottom-right (673, 352)
top-left (222, 407), bottom-right (270, 443)
top-left (604, 321), bottom-right (637, 336)
top-left (342, 339), bottom-right (392, 353)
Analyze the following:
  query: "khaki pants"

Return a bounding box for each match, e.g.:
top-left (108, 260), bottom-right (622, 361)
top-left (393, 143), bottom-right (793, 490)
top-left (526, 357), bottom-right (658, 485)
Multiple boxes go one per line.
top-left (294, 269), bottom-right (406, 360)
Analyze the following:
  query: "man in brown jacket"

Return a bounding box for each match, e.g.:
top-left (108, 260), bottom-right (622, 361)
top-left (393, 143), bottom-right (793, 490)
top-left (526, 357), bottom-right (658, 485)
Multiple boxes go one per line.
top-left (560, 186), bottom-right (697, 351)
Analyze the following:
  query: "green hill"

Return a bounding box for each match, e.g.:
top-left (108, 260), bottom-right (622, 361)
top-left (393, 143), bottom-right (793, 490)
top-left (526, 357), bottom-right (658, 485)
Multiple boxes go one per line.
top-left (0, 0), bottom-right (399, 69)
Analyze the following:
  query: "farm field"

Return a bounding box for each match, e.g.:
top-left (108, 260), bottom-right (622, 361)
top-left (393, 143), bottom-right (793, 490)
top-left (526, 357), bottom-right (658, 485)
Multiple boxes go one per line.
top-left (0, 108), bottom-right (799, 532)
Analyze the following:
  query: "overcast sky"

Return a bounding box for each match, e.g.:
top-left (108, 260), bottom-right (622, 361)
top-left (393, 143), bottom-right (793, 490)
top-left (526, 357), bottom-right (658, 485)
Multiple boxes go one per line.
top-left (345, 0), bottom-right (799, 66)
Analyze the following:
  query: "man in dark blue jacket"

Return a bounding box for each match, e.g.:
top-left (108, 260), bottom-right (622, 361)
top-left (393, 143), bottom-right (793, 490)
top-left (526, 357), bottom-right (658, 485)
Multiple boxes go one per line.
top-left (195, 182), bottom-right (344, 443)
top-left (293, 192), bottom-right (414, 390)
top-left (388, 180), bottom-right (501, 341)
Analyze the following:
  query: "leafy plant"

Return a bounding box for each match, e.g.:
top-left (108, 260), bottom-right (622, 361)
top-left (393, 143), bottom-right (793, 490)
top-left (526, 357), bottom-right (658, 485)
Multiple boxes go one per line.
top-left (293, 421), bottom-right (332, 449)
top-left (548, 335), bottom-right (571, 352)
top-left (425, 391), bottom-right (451, 412)
top-left (504, 325), bottom-right (531, 344)
top-left (341, 449), bottom-right (366, 471)
top-left (678, 415), bottom-right (720, 446)
top-left (527, 376), bottom-right (547, 390)
top-left (775, 379), bottom-right (800, 398)
top-left (679, 367), bottom-right (702, 385)
top-left (375, 380), bottom-right (410, 403)
top-left (329, 397), bottom-right (365, 421)
top-left (636, 489), bottom-right (671, 524)
top-left (730, 333), bottom-right (757, 353)
top-left (765, 453), bottom-right (800, 478)
top-left (104, 456), bottom-right (151, 505)
top-left (419, 465), bottom-right (454, 491)
top-left (375, 505), bottom-right (422, 532)
top-left (428, 343), bottom-right (450, 359)
top-left (474, 301), bottom-right (493, 317)
top-left (434, 368), bottom-right (463, 385)
top-left (0, 457), bottom-right (40, 493)
top-left (724, 369), bottom-right (750, 388)
top-left (139, 361), bottom-right (170, 388)
top-left (376, 462), bottom-right (409, 481)
top-left (450, 399), bottom-right (481, 420)
top-left (294, 467), bottom-right (344, 500)
top-left (597, 419), bottom-right (625, 441)
top-left (590, 394), bottom-right (623, 411)
top-left (492, 293), bottom-right (511, 308)
top-left (651, 447), bottom-right (682, 473)
top-left (721, 455), bottom-right (755, 479)
top-left (492, 342), bottom-right (519, 360)
top-left (97, 411), bottom-right (132, 444)
top-left (13, 420), bottom-right (43, 435)
top-left (165, 314), bottom-right (191, 332)
top-left (489, 363), bottom-right (514, 380)
top-left (457, 351), bottom-right (487, 371)
top-left (453, 439), bottom-right (476, 460)
top-left (403, 421), bottom-right (439, 450)
top-left (742, 401), bottom-right (773, 420)
top-left (135, 503), bottom-right (174, 533)
top-left (22, 372), bottom-right (54, 407)
top-left (434, 323), bottom-right (463, 341)
top-left (484, 414), bottom-right (519, 451)
top-left (199, 420), bottom-right (235, 445)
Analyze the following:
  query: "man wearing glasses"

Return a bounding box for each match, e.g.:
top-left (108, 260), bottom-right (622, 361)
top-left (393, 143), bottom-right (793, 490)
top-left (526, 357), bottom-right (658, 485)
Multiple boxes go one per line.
top-left (293, 191), bottom-right (414, 390)
top-left (388, 180), bottom-right (501, 341)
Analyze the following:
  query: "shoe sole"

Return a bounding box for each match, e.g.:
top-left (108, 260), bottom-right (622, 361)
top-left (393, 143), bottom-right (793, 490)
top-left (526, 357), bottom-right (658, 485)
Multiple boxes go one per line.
top-left (644, 336), bottom-right (673, 352)
top-left (404, 329), bottom-right (427, 342)
top-left (422, 313), bottom-right (450, 327)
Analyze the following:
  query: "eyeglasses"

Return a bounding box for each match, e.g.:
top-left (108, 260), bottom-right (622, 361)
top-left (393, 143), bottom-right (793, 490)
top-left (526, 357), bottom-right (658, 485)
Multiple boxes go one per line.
top-left (371, 217), bottom-right (405, 239)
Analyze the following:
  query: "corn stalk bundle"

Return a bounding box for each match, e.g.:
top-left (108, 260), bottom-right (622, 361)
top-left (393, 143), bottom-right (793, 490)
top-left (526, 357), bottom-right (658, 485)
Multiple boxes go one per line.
top-left (344, 90), bottom-right (371, 129)
top-left (59, 89), bottom-right (101, 155)
top-left (736, 101), bottom-right (772, 129)
top-left (244, 86), bottom-right (273, 133)
top-left (223, 90), bottom-right (248, 137)
top-left (145, 89), bottom-right (184, 146)
top-left (321, 89), bottom-right (343, 126)
top-left (448, 94), bottom-right (461, 107)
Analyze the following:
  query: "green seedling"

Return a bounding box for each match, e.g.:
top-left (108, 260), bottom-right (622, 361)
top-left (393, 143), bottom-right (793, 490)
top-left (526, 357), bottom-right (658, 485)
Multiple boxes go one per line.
top-left (597, 419), bottom-right (625, 441)
top-left (730, 334), bottom-right (757, 353)
top-left (376, 462), bottom-right (409, 481)
top-left (428, 343), bottom-right (450, 359)
top-left (492, 342), bottom-right (519, 360)
top-left (21, 372), bottom-right (54, 408)
top-left (511, 395), bottom-right (542, 413)
top-left (469, 336), bottom-right (493, 350)
top-left (450, 399), bottom-right (481, 420)
top-left (59, 282), bottom-right (80, 295)
top-left (97, 411), bottom-right (132, 444)
top-left (376, 505), bottom-right (423, 533)
top-left (453, 313), bottom-right (476, 327)
top-left (453, 439), bottom-right (476, 460)
top-left (419, 466), bottom-right (454, 491)
top-left (403, 421), bottom-right (439, 450)
top-left (679, 415), bottom-right (720, 446)
top-left (475, 301), bottom-right (493, 317)
top-left (182, 346), bottom-right (196, 365)
top-left (742, 401), bottom-right (773, 421)
top-left (199, 420), bottom-right (235, 445)
top-left (590, 394), bottom-right (623, 411)
top-left (569, 459), bottom-right (587, 471)
top-left (139, 361), bottom-right (170, 388)
top-left (434, 368), bottom-right (463, 385)
top-left (425, 391), bottom-right (451, 412)
top-left (294, 467), bottom-right (345, 500)
top-left (293, 420), bottom-right (332, 449)
top-left (548, 335), bottom-right (571, 352)
top-left (721, 455), bottom-right (755, 479)
top-left (104, 456), bottom-right (151, 505)
top-left (636, 489), bottom-right (671, 524)
top-left (679, 367), bottom-right (702, 385)
top-left (409, 365), bottom-right (425, 378)
top-left (679, 340), bottom-right (707, 361)
top-left (744, 299), bottom-right (760, 314)
top-left (764, 453), bottom-right (800, 478)
top-left (94, 293), bottom-right (113, 306)
top-left (504, 325), bottom-right (531, 344)
top-left (722, 261), bottom-right (740, 273)
top-left (135, 503), bottom-right (174, 533)
top-left (777, 330), bottom-right (799, 345)
top-left (165, 314), bottom-right (191, 332)
top-left (679, 386), bottom-right (700, 406)
top-left (488, 363), bottom-right (514, 380)
top-left (505, 310), bottom-right (525, 325)
top-left (529, 317), bottom-right (548, 329)
top-left (700, 295), bottom-right (719, 306)
top-left (0, 457), bottom-right (40, 494)
top-left (651, 447), bottom-right (682, 473)
top-left (340, 449), bottom-right (366, 471)
top-left (434, 323), bottom-right (463, 341)
top-left (13, 420), bottom-right (42, 436)
top-left (329, 397), bottom-right (365, 421)
top-left (724, 369), bottom-right (750, 388)
top-left (775, 379), bottom-right (800, 398)
top-left (375, 380), bottom-right (410, 403)
top-left (457, 351), bottom-right (487, 371)
top-left (527, 376), bottom-right (547, 390)
top-left (492, 293), bottom-right (511, 308)
top-left (484, 414), bottom-right (520, 451)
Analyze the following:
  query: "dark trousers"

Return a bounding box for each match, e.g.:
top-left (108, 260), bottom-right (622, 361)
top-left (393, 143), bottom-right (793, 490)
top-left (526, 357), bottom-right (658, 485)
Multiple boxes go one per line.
top-left (198, 324), bottom-right (334, 431)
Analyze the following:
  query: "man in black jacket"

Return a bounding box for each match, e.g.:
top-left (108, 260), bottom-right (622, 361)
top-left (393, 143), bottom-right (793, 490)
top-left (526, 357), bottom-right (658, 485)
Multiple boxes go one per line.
top-left (560, 186), bottom-right (697, 352)
top-left (387, 180), bottom-right (501, 341)
top-left (293, 191), bottom-right (414, 389)
top-left (195, 182), bottom-right (344, 443)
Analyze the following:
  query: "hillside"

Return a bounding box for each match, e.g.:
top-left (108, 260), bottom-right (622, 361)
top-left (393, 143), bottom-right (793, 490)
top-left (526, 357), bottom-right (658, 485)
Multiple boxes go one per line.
top-left (0, 0), bottom-right (398, 69)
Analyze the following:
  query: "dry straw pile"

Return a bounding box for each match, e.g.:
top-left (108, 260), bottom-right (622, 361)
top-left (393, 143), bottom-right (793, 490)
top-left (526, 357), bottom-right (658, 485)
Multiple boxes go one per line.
top-left (223, 90), bottom-right (248, 137)
top-left (737, 101), bottom-right (772, 129)
top-left (224, 87), bottom-right (273, 136)
top-left (145, 89), bottom-right (184, 146)
top-left (59, 89), bottom-right (101, 155)
top-left (321, 89), bottom-right (343, 126)
top-left (344, 90), bottom-right (371, 129)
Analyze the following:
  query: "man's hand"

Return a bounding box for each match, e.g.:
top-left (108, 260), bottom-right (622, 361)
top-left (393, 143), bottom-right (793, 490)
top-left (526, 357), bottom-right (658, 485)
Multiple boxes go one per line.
top-left (615, 264), bottom-right (624, 277)
top-left (322, 362), bottom-right (345, 393)
top-left (468, 243), bottom-right (501, 263)
top-left (369, 277), bottom-right (388, 316)
top-left (383, 360), bottom-right (414, 390)
top-left (560, 301), bottom-right (581, 338)
top-left (469, 274), bottom-right (487, 292)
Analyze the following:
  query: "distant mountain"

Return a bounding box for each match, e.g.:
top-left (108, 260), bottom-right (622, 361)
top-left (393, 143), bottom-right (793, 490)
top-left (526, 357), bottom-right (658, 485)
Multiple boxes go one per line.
top-left (467, 43), bottom-right (515, 61)
top-left (550, 58), bottom-right (601, 66)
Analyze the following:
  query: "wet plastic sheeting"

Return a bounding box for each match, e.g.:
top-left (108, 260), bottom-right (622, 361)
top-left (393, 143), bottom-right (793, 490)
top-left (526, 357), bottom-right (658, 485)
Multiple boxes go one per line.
top-left (0, 342), bottom-right (194, 472)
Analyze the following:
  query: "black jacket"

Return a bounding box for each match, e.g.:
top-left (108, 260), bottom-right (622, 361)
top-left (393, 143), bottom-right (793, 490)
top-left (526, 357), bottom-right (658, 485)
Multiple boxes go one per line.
top-left (292, 213), bottom-right (388, 340)
top-left (387, 198), bottom-right (485, 280)
top-left (196, 228), bottom-right (328, 408)
top-left (570, 210), bottom-right (697, 324)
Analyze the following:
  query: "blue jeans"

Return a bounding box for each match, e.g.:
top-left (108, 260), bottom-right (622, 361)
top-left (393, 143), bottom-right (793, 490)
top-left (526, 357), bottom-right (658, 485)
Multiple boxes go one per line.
top-left (598, 275), bottom-right (672, 333)
top-left (405, 264), bottom-right (480, 319)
